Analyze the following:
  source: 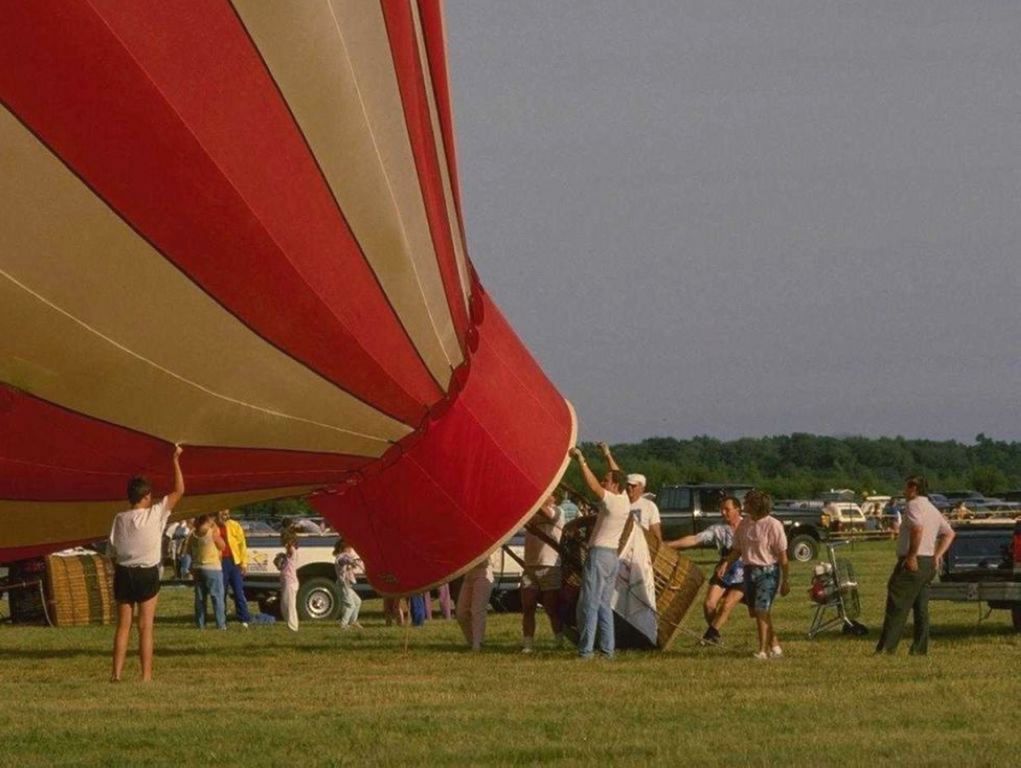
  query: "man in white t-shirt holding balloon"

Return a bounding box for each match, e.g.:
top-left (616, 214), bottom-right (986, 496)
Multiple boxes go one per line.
top-left (599, 443), bottom-right (662, 540)
top-left (569, 445), bottom-right (630, 659)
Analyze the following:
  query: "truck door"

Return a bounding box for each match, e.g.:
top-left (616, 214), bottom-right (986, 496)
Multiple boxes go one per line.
top-left (658, 487), bottom-right (694, 538)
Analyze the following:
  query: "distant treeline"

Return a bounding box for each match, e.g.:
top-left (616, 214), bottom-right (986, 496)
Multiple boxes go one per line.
top-left (240, 433), bottom-right (1020, 519)
top-left (562, 433), bottom-right (1021, 500)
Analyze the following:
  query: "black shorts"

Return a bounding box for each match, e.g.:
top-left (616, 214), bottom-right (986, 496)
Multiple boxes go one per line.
top-left (113, 565), bottom-right (161, 604)
top-left (709, 573), bottom-right (746, 591)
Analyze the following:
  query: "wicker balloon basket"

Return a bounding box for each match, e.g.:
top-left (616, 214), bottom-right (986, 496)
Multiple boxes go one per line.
top-left (45, 553), bottom-right (117, 627)
top-left (559, 516), bottom-right (704, 650)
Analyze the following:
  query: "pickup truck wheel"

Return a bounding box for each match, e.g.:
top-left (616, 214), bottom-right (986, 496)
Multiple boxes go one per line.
top-left (298, 577), bottom-right (340, 621)
top-left (788, 535), bottom-right (818, 563)
top-left (1012, 605), bottom-right (1021, 633)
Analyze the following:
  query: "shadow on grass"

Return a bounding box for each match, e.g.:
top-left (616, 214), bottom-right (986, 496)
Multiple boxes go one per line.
top-left (0, 645), bottom-right (215, 660)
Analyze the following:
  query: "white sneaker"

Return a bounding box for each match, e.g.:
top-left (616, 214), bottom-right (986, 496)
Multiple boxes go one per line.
top-left (521, 639), bottom-right (533, 654)
top-left (752, 651), bottom-right (768, 660)
top-left (769, 645), bottom-right (783, 658)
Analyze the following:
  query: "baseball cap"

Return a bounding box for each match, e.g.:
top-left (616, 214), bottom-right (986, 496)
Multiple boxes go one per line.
top-left (626, 473), bottom-right (646, 487)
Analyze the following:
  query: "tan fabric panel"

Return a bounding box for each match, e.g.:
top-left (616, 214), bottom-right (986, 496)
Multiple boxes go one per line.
top-left (0, 486), bottom-right (319, 549)
top-left (231, 0), bottom-right (463, 387)
top-left (409, 0), bottom-right (473, 314)
top-left (0, 108), bottom-right (409, 456)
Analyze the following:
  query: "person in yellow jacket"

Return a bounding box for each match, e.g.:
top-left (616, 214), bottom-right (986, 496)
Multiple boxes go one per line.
top-left (216, 509), bottom-right (252, 627)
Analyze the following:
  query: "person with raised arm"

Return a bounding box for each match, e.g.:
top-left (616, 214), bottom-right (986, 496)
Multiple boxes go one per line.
top-left (599, 442), bottom-right (662, 540)
top-left (108, 444), bottom-right (185, 682)
top-left (569, 445), bottom-right (629, 659)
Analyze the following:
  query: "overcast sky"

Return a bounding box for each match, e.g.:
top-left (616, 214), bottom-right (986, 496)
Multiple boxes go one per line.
top-left (444, 1), bottom-right (1021, 443)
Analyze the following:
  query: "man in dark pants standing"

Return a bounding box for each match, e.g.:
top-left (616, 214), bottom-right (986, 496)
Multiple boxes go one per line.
top-left (875, 476), bottom-right (955, 655)
top-left (216, 508), bottom-right (252, 627)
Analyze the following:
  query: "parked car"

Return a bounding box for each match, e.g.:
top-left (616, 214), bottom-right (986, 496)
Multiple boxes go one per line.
top-left (823, 502), bottom-right (867, 531)
top-left (938, 490), bottom-right (985, 503)
top-left (929, 519), bottom-right (1021, 632)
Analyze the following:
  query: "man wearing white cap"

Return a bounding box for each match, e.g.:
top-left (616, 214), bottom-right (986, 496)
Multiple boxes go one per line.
top-left (599, 443), bottom-right (662, 540)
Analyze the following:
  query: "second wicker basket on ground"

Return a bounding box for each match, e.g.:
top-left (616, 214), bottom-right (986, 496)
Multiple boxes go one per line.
top-left (558, 516), bottom-right (704, 650)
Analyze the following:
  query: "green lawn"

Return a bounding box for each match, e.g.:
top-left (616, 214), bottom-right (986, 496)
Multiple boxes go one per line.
top-left (0, 541), bottom-right (1017, 767)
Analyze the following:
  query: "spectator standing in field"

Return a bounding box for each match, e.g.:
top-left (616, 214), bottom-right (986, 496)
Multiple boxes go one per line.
top-left (434, 583), bottom-right (453, 620)
top-left (456, 551), bottom-right (497, 651)
top-left (570, 446), bottom-right (629, 659)
top-left (558, 490), bottom-right (581, 524)
top-left (171, 520), bottom-right (192, 578)
top-left (108, 444), bottom-right (185, 682)
top-left (216, 508), bottom-right (251, 627)
top-left (333, 541), bottom-right (363, 629)
top-left (665, 495), bottom-right (746, 646)
top-left (276, 531), bottom-right (300, 632)
top-left (521, 495), bottom-right (565, 652)
top-left (875, 476), bottom-right (955, 655)
top-left (718, 489), bottom-right (789, 660)
top-left (599, 443), bottom-right (662, 539)
top-left (383, 596), bottom-right (407, 626)
top-left (187, 514), bottom-right (227, 630)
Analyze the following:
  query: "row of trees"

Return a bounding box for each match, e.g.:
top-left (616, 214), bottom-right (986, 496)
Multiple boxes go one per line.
top-left (241, 433), bottom-right (1019, 518)
top-left (562, 433), bottom-right (1021, 500)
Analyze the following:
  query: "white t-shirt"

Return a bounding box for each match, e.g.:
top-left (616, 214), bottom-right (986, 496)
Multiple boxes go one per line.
top-left (630, 497), bottom-right (661, 530)
top-left (524, 505), bottom-right (563, 567)
top-left (897, 496), bottom-right (953, 557)
top-left (589, 491), bottom-right (630, 549)
top-left (109, 497), bottom-right (172, 567)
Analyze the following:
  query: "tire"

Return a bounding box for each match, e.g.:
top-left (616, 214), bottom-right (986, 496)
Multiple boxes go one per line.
top-left (1012, 605), bottom-right (1021, 633)
top-left (298, 577), bottom-right (341, 621)
top-left (789, 534), bottom-right (818, 563)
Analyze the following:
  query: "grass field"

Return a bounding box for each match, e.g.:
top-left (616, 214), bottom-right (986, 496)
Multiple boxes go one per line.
top-left (0, 540), bottom-right (1017, 767)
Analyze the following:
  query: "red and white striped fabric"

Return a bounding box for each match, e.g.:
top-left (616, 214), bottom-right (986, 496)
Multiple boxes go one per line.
top-left (0, 1), bottom-right (575, 593)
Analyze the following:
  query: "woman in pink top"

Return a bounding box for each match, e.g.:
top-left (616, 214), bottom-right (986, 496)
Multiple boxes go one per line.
top-left (717, 489), bottom-right (790, 659)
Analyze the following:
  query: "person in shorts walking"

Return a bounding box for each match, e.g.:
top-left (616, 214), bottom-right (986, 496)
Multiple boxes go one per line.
top-left (108, 444), bottom-right (185, 682)
top-left (717, 489), bottom-right (789, 659)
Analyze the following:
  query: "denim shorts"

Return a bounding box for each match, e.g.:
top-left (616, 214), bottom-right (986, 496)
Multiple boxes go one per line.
top-left (744, 564), bottom-right (780, 612)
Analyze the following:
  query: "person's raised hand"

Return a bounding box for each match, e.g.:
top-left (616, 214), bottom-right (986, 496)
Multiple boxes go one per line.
top-left (597, 441), bottom-right (610, 456)
top-left (568, 446), bottom-right (583, 461)
top-left (173, 443), bottom-right (184, 459)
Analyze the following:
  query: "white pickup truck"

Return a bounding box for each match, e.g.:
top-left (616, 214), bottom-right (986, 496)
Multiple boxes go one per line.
top-left (241, 520), bottom-right (525, 620)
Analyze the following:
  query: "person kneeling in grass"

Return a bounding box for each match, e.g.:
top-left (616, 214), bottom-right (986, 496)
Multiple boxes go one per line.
top-left (717, 489), bottom-right (789, 659)
top-left (108, 444), bottom-right (185, 682)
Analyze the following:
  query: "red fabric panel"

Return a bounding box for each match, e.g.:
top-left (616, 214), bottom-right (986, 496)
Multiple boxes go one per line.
top-left (416, 0), bottom-right (466, 244)
top-left (380, 1), bottom-right (470, 347)
top-left (312, 294), bottom-right (573, 593)
top-left (0, 388), bottom-right (364, 502)
top-left (0, 1), bottom-right (439, 424)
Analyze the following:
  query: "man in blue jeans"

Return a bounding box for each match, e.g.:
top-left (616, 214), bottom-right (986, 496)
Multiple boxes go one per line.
top-left (569, 446), bottom-right (630, 659)
top-left (216, 508), bottom-right (252, 627)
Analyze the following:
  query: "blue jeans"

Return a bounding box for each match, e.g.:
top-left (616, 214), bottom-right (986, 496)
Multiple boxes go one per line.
top-left (221, 556), bottom-right (251, 622)
top-left (338, 583), bottom-right (362, 626)
top-left (195, 568), bottom-right (226, 629)
top-left (576, 546), bottom-right (619, 657)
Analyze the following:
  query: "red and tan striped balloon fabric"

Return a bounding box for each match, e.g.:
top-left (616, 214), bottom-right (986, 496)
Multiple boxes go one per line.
top-left (0, 1), bottom-right (575, 593)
